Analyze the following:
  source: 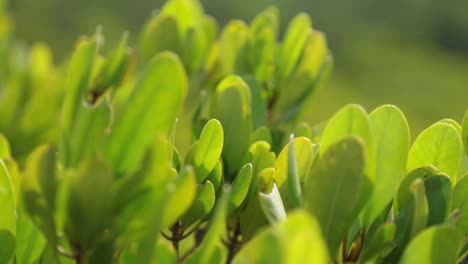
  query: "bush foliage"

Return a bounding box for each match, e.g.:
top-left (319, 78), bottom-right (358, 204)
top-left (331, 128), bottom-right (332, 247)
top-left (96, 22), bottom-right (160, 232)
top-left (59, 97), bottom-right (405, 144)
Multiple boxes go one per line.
top-left (0, 0), bottom-right (467, 263)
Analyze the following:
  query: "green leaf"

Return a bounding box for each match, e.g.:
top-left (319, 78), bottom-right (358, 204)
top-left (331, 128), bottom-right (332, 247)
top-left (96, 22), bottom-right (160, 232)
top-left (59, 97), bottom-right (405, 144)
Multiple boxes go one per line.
top-left (0, 230), bottom-right (15, 264)
top-left (105, 51), bottom-right (187, 174)
top-left (438, 118), bottom-right (462, 135)
top-left (453, 173), bottom-right (468, 234)
top-left (273, 30), bottom-right (328, 123)
top-left (278, 13), bottom-right (311, 83)
top-left (243, 76), bottom-right (267, 129)
top-left (408, 178), bottom-right (429, 237)
top-left (287, 135), bottom-right (303, 208)
top-left (219, 20), bottom-right (249, 74)
top-left (362, 105), bottom-right (410, 227)
top-left (161, 0), bottom-right (204, 36)
top-left (407, 122), bottom-right (463, 185)
top-left (463, 110), bottom-right (468, 156)
top-left (22, 145), bottom-right (57, 246)
top-left (234, 211), bottom-right (329, 264)
top-left (162, 166), bottom-right (196, 227)
top-left (229, 163), bottom-right (252, 213)
top-left (15, 212), bottom-right (47, 264)
top-left (259, 183), bottom-right (287, 224)
top-left (0, 133), bottom-right (10, 158)
top-left (400, 226), bottom-right (461, 264)
top-left (0, 159), bottom-right (15, 235)
top-left (206, 160), bottom-right (223, 193)
top-left (65, 156), bottom-right (113, 250)
top-left (139, 15), bottom-right (181, 62)
top-left (211, 75), bottom-right (252, 178)
top-left (61, 36), bottom-right (97, 137)
top-left (274, 137), bottom-right (313, 210)
top-left (305, 136), bottom-right (371, 256)
top-left (154, 240), bottom-right (177, 264)
top-left (90, 32), bottom-right (130, 98)
top-left (320, 104), bottom-right (375, 181)
top-left (250, 127), bottom-right (272, 145)
top-left (184, 190), bottom-right (230, 264)
top-left (181, 180), bottom-right (215, 229)
top-left (182, 25), bottom-right (208, 72)
top-left (424, 174), bottom-right (452, 226)
top-left (193, 119), bottom-right (224, 182)
top-left (358, 223), bottom-right (396, 263)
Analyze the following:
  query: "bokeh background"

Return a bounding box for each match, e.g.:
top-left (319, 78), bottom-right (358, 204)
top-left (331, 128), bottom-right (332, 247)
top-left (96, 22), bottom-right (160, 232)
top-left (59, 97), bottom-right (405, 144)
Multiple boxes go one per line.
top-left (8, 0), bottom-right (468, 136)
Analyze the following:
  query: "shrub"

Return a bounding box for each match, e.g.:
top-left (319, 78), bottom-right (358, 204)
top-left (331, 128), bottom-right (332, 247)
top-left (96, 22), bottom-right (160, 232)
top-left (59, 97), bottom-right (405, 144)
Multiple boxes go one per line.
top-left (0, 0), bottom-right (467, 263)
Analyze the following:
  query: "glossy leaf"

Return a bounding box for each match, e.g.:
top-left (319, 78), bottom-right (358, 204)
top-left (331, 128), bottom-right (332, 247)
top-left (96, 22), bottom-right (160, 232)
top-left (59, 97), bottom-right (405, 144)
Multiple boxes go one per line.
top-left (274, 137), bottom-right (313, 210)
top-left (407, 122), bottom-right (463, 185)
top-left (193, 119), bottom-right (224, 182)
top-left (320, 104), bottom-right (375, 181)
top-left (400, 226), bottom-right (461, 264)
top-left (105, 52), bottom-right (187, 174)
top-left (362, 105), bottom-right (410, 227)
top-left (229, 163), bottom-right (252, 213)
top-left (211, 75), bottom-right (252, 178)
top-left (305, 136), bottom-right (371, 256)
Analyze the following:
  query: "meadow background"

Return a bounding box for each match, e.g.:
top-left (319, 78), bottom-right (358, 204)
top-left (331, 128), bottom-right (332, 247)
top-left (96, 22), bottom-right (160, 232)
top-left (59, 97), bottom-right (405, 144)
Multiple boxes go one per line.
top-left (9, 0), bottom-right (468, 136)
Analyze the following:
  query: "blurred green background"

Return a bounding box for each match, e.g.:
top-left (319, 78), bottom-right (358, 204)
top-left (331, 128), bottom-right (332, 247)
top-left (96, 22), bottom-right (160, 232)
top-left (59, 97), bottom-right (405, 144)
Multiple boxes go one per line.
top-left (8, 0), bottom-right (468, 136)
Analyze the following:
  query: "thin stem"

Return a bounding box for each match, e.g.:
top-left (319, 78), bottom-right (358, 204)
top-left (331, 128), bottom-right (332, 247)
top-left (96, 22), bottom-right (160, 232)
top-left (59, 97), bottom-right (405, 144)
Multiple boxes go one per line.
top-left (226, 220), bottom-right (242, 264)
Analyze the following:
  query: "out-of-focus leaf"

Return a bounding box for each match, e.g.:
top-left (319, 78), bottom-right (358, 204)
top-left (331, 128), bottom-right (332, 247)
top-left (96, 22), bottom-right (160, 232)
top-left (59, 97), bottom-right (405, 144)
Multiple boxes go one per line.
top-left (358, 223), bottom-right (396, 263)
top-left (161, 0), bottom-right (204, 36)
top-left (438, 118), bottom-right (462, 135)
top-left (184, 190), bottom-right (230, 264)
top-left (105, 52), bottom-right (187, 174)
top-left (181, 180), bottom-right (215, 228)
top-left (211, 75), bottom-right (251, 178)
top-left (219, 20), bottom-right (249, 74)
top-left (182, 25), bottom-right (208, 72)
top-left (229, 163), bottom-right (252, 213)
top-left (162, 166), bottom-right (196, 227)
top-left (362, 105), bottom-right (410, 227)
top-left (22, 145), bottom-right (57, 246)
top-left (293, 122), bottom-right (312, 139)
top-left (139, 15), bottom-right (181, 62)
top-left (0, 230), bottom-right (14, 264)
top-left (193, 119), bottom-right (224, 182)
top-left (320, 104), bottom-right (375, 181)
top-left (243, 76), bottom-right (267, 129)
top-left (463, 110), bottom-right (468, 156)
top-left (259, 183), bottom-right (287, 224)
top-left (250, 127), bottom-right (272, 145)
top-left (234, 211), bottom-right (329, 264)
top-left (453, 173), bottom-right (468, 234)
top-left (61, 36), bottom-right (97, 138)
top-left (305, 136), bottom-right (371, 256)
top-left (273, 30), bottom-right (327, 123)
top-left (274, 137), bottom-right (313, 210)
top-left (15, 212), bottom-right (47, 264)
top-left (65, 156), bottom-right (113, 250)
top-left (277, 13), bottom-right (311, 83)
top-left (90, 32), bottom-right (130, 99)
top-left (400, 226), bottom-right (461, 264)
top-left (0, 133), bottom-right (10, 158)
top-left (154, 240), bottom-right (177, 264)
top-left (407, 122), bottom-right (463, 185)
top-left (206, 160), bottom-right (223, 193)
